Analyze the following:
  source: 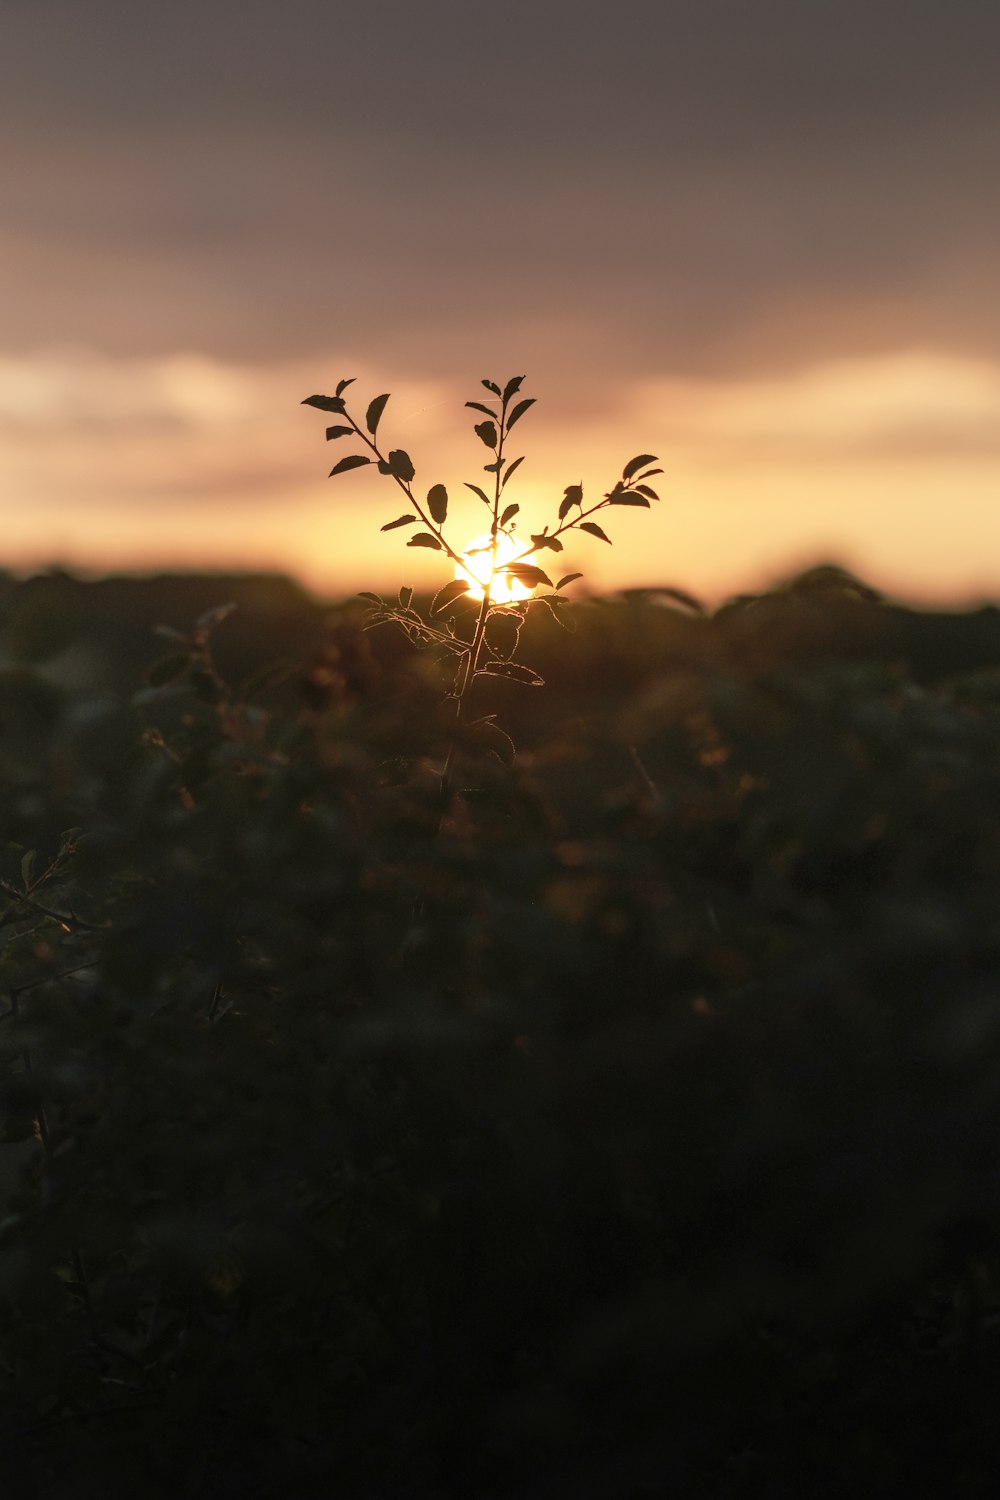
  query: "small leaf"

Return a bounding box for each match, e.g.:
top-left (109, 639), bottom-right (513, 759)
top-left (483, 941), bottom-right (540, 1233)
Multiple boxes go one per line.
top-left (634, 485), bottom-right (660, 500)
top-left (477, 661), bottom-right (544, 686)
top-left (387, 449), bottom-right (415, 482)
top-left (580, 521), bottom-right (612, 544)
top-left (506, 563), bottom-right (552, 588)
top-left (197, 601), bottom-right (237, 630)
top-left (623, 453), bottom-right (658, 480)
top-left (608, 491), bottom-right (650, 507)
top-left (329, 454), bottom-right (372, 477)
top-left (502, 375), bottom-right (525, 401)
top-left (533, 594), bottom-right (577, 630)
top-left (366, 393), bottom-right (390, 435)
top-left (482, 379), bottom-right (501, 395)
top-left (407, 532), bottom-right (443, 550)
top-left (325, 425), bottom-right (354, 440)
top-left (431, 578), bottom-right (471, 615)
top-left (427, 483), bottom-right (449, 525)
top-left (335, 377), bottom-right (356, 397)
top-left (483, 459), bottom-right (502, 473)
top-left (21, 850), bottom-right (36, 887)
top-left (506, 398), bottom-right (535, 431)
top-left (303, 393), bottom-right (346, 413)
top-left (559, 483), bottom-right (583, 520)
top-left (381, 514), bottom-right (418, 531)
top-left (358, 591), bottom-right (383, 605)
top-left (465, 401), bottom-right (497, 417)
top-left (464, 483), bottom-right (492, 506)
top-left (147, 653), bottom-right (190, 687)
top-left (468, 716), bottom-right (516, 763)
top-left (398, 586), bottom-right (413, 609)
top-left (556, 572), bottom-right (584, 589)
top-left (636, 468), bottom-right (664, 480)
top-left (530, 533), bottom-right (564, 552)
top-left (501, 455), bottom-right (524, 488)
top-left (474, 420), bottom-right (498, 449)
top-left (485, 612), bottom-right (521, 659)
top-left (500, 503), bottom-right (519, 527)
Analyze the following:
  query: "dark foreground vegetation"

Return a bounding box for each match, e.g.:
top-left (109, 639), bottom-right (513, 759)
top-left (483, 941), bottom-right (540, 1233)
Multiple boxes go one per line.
top-left (4, 564), bottom-right (1000, 1497)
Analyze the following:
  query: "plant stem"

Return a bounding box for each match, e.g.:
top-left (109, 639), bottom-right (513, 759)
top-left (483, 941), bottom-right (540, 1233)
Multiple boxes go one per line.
top-left (436, 392), bottom-right (509, 822)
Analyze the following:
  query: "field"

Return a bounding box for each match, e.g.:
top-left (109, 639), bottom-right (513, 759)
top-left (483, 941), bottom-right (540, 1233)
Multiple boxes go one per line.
top-left (4, 565), bottom-right (1000, 1497)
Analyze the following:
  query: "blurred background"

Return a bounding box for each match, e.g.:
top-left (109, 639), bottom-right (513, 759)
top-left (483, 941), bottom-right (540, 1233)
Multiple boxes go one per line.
top-left (3, 0), bottom-right (999, 603)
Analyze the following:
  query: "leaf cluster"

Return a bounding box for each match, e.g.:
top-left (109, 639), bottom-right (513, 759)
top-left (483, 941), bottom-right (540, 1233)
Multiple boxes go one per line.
top-left (303, 376), bottom-right (662, 730)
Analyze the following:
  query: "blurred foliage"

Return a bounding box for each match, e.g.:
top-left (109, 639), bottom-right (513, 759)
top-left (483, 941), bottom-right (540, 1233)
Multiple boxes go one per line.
top-left (3, 565), bottom-right (1000, 1496)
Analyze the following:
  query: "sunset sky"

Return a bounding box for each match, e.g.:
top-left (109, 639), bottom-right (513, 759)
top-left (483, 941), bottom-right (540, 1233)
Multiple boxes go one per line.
top-left (3, 0), bottom-right (999, 603)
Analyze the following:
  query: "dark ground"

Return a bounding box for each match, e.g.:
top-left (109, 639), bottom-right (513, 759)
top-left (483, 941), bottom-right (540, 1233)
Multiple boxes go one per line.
top-left (3, 564), bottom-right (1000, 1497)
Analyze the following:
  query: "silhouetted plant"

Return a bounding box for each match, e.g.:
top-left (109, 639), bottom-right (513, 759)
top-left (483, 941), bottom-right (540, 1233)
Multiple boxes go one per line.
top-left (303, 375), bottom-right (661, 806)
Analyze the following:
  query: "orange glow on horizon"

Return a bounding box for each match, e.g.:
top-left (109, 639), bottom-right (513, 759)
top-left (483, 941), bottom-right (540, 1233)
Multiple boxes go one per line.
top-left (5, 349), bottom-right (1000, 607)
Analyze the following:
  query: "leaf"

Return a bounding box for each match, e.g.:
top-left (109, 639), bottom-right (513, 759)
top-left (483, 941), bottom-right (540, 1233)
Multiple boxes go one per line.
top-left (302, 393), bottom-right (346, 414)
top-left (503, 375), bottom-right (525, 401)
top-left (634, 485), bottom-right (660, 500)
top-left (329, 454), bottom-right (372, 477)
top-left (485, 612), bottom-right (521, 659)
top-left (398, 586), bottom-right (413, 609)
top-left (335, 377), bottom-right (356, 397)
top-left (506, 398), bottom-right (535, 431)
top-left (325, 425), bottom-right (354, 440)
top-left (636, 468), bottom-right (664, 480)
top-left (506, 563), bottom-right (552, 588)
top-left (468, 716), bottom-right (516, 763)
top-left (431, 578), bottom-right (471, 615)
top-left (608, 491), bottom-right (650, 507)
top-left (358, 591), bottom-right (384, 605)
top-left (559, 483), bottom-right (583, 520)
top-left (500, 503), bottom-right (519, 527)
top-left (474, 420), bottom-right (498, 449)
top-left (21, 849), bottom-right (36, 887)
top-left (477, 661), bottom-right (544, 687)
top-left (501, 455), bottom-right (524, 488)
top-left (482, 379), bottom-right (501, 395)
top-left (556, 572), bottom-right (584, 589)
top-left (427, 483), bottom-right (449, 524)
top-left (366, 393), bottom-right (390, 435)
top-left (483, 459), bottom-right (502, 473)
top-left (197, 601), bottom-right (237, 630)
top-left (465, 401), bottom-right (497, 417)
top-left (622, 453), bottom-right (658, 480)
top-left (147, 653), bottom-right (190, 687)
top-left (387, 449), bottom-right (415, 482)
top-left (464, 483), bottom-right (492, 506)
top-left (580, 521), bottom-right (612, 544)
top-left (381, 514), bottom-right (418, 531)
top-left (407, 532), bottom-right (443, 550)
top-left (533, 594), bottom-right (577, 630)
top-left (530, 533), bottom-right (564, 551)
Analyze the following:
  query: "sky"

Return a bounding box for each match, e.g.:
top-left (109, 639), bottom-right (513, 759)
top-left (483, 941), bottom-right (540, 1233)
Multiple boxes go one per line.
top-left (3, 0), bottom-right (1000, 603)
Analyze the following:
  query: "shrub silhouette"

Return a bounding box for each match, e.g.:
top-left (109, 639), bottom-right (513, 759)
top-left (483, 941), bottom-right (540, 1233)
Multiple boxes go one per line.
top-left (4, 549), bottom-right (1000, 1491)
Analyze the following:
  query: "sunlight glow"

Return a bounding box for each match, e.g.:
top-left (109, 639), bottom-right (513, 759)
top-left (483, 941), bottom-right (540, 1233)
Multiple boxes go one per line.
top-left (456, 531), bottom-right (534, 605)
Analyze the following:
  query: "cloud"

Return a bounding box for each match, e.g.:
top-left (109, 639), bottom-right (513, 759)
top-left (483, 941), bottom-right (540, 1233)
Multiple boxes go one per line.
top-left (633, 353), bottom-right (1000, 464)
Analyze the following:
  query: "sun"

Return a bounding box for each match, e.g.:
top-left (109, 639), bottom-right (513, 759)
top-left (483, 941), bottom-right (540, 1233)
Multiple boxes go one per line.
top-left (456, 531), bottom-right (534, 605)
